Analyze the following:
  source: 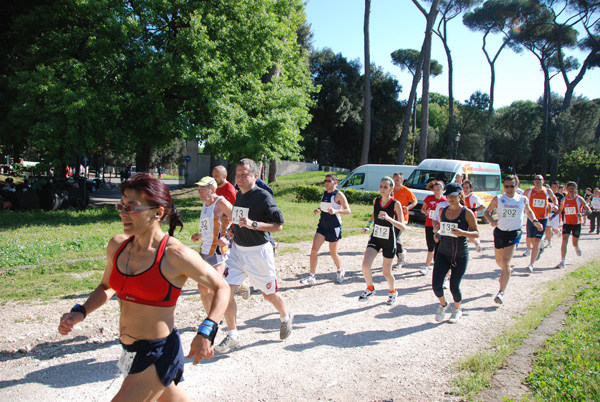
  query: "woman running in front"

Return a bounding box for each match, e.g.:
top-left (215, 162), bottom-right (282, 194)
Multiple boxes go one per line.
top-left (432, 182), bottom-right (479, 323)
top-left (58, 174), bottom-right (230, 401)
top-left (359, 177), bottom-right (406, 305)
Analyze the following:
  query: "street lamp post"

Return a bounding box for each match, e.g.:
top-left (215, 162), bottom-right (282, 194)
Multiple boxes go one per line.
top-left (454, 132), bottom-right (461, 159)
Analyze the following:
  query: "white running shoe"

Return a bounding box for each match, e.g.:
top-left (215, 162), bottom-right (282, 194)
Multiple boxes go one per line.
top-left (300, 275), bottom-right (316, 286)
top-left (494, 291), bottom-right (504, 305)
top-left (400, 250), bottom-right (407, 264)
top-left (435, 303), bottom-right (449, 322)
top-left (523, 249), bottom-right (531, 257)
top-left (527, 263), bottom-right (534, 273)
top-left (442, 277), bottom-right (450, 289)
top-left (475, 242), bottom-right (482, 252)
top-left (336, 268), bottom-right (345, 284)
top-left (239, 281), bottom-right (251, 300)
top-left (448, 309), bottom-right (462, 324)
top-left (420, 266), bottom-right (430, 276)
top-left (575, 247), bottom-right (582, 256)
top-left (214, 334), bottom-right (241, 354)
top-left (546, 240), bottom-right (553, 248)
top-left (358, 288), bottom-right (373, 302)
top-left (386, 291), bottom-right (398, 306)
top-left (556, 261), bottom-right (565, 269)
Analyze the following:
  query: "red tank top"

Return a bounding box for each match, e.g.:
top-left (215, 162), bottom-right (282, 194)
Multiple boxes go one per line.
top-left (563, 196), bottom-right (583, 225)
top-left (109, 235), bottom-right (182, 307)
top-left (528, 188), bottom-right (550, 219)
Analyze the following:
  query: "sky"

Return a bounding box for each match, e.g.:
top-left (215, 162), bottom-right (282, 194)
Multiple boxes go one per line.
top-left (304, 0), bottom-right (600, 108)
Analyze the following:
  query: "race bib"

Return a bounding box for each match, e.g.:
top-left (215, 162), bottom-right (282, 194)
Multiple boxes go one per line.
top-left (232, 206), bottom-right (250, 225)
top-left (198, 217), bottom-right (211, 234)
top-left (532, 198), bottom-right (546, 208)
top-left (372, 224), bottom-right (390, 240)
top-left (439, 222), bottom-right (458, 237)
top-left (117, 349), bottom-right (136, 376)
top-left (565, 206), bottom-right (576, 215)
top-left (502, 208), bottom-right (518, 219)
top-left (320, 201), bottom-right (333, 213)
top-left (428, 210), bottom-right (435, 219)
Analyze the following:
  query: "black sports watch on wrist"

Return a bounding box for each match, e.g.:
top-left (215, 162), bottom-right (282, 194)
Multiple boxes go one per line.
top-left (70, 303), bottom-right (87, 319)
top-left (252, 221), bottom-right (258, 230)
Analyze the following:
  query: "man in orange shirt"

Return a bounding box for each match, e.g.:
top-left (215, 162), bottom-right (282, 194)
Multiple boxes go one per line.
top-left (523, 174), bottom-right (557, 272)
top-left (392, 172), bottom-right (417, 265)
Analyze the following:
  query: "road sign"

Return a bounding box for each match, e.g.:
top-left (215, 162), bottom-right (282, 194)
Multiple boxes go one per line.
top-left (80, 155), bottom-right (92, 167)
top-left (184, 155), bottom-right (191, 162)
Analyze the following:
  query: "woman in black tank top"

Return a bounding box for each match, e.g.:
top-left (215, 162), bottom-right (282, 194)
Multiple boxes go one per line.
top-left (432, 183), bottom-right (479, 324)
top-left (358, 177), bottom-right (406, 305)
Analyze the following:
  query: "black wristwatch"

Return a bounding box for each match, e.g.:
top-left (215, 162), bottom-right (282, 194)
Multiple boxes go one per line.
top-left (252, 221), bottom-right (258, 230)
top-left (70, 303), bottom-right (87, 319)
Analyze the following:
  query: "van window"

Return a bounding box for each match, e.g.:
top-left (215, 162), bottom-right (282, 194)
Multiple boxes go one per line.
top-left (405, 170), bottom-right (455, 189)
top-left (342, 173), bottom-right (365, 187)
top-left (468, 174), bottom-right (500, 192)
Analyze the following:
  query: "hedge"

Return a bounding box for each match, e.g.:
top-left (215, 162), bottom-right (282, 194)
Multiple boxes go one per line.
top-left (295, 184), bottom-right (379, 205)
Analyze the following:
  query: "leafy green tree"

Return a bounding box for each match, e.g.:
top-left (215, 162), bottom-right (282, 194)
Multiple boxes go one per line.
top-left (558, 148), bottom-right (600, 188)
top-left (300, 49), bottom-right (363, 168)
top-left (490, 100), bottom-right (542, 173)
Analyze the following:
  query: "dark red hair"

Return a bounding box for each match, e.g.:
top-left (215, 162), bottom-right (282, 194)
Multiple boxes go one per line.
top-left (119, 173), bottom-right (183, 236)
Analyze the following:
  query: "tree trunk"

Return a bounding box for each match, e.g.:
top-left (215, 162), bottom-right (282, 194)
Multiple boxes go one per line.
top-left (398, 0), bottom-right (440, 164)
top-left (268, 159), bottom-right (277, 183)
top-left (135, 141), bottom-right (152, 173)
top-left (419, 27), bottom-right (435, 161)
top-left (541, 65), bottom-right (550, 175)
top-left (438, 19), bottom-right (455, 159)
top-left (360, 0), bottom-right (371, 165)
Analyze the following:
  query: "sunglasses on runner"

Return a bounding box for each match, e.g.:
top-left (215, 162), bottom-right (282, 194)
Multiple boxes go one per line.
top-left (115, 203), bottom-right (158, 213)
top-left (504, 185), bottom-right (516, 188)
top-left (324, 179), bottom-right (333, 183)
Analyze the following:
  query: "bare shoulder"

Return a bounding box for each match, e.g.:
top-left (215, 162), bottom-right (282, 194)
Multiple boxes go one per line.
top-left (163, 237), bottom-right (199, 265)
top-left (107, 234), bottom-right (130, 254)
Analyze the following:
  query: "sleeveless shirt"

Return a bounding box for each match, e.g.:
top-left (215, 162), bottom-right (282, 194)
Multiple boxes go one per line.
top-left (109, 235), bottom-right (182, 307)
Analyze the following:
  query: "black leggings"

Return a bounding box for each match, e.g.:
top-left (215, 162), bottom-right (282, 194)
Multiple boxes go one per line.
top-left (590, 211), bottom-right (600, 233)
top-left (432, 251), bottom-right (468, 303)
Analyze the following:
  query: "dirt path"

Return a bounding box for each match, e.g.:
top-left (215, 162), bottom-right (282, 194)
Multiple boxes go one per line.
top-left (1, 224), bottom-right (598, 402)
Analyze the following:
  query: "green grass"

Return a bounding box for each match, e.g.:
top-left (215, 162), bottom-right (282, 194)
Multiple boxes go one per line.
top-left (0, 171), bottom-right (372, 299)
top-left (451, 260), bottom-right (600, 400)
top-left (524, 272), bottom-right (600, 401)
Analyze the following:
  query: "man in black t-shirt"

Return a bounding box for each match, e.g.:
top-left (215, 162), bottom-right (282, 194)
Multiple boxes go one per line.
top-left (214, 158), bottom-right (293, 354)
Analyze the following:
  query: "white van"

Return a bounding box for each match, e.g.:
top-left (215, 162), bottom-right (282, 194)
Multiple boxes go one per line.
top-left (404, 159), bottom-right (502, 220)
top-left (338, 164), bottom-right (416, 192)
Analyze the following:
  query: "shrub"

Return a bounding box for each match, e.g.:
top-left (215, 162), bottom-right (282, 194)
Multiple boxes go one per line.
top-left (295, 185), bottom-right (379, 205)
top-left (558, 148), bottom-right (600, 189)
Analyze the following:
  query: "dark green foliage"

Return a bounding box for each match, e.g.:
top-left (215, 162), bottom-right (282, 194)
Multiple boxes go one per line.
top-left (294, 184), bottom-right (378, 204)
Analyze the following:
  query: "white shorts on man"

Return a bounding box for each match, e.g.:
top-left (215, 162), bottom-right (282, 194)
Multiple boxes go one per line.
top-left (225, 242), bottom-right (278, 294)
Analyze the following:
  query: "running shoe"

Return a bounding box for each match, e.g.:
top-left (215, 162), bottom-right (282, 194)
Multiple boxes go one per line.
top-left (575, 247), bottom-right (582, 256)
top-left (214, 334), bottom-right (241, 353)
top-left (448, 309), bottom-right (462, 324)
top-left (239, 281), bottom-right (251, 300)
top-left (400, 250), bottom-right (408, 264)
top-left (523, 249), bottom-right (531, 257)
top-left (527, 263), bottom-right (534, 273)
top-left (300, 275), bottom-right (316, 286)
top-left (536, 247), bottom-right (545, 261)
top-left (443, 277), bottom-right (450, 289)
top-left (358, 288), bottom-right (373, 302)
top-left (475, 242), bottom-right (482, 252)
top-left (546, 240), bottom-right (553, 248)
top-left (386, 291), bottom-right (397, 306)
top-left (336, 268), bottom-right (345, 284)
top-left (556, 261), bottom-right (565, 269)
top-left (280, 313), bottom-right (294, 340)
top-left (510, 266), bottom-right (514, 275)
top-left (420, 266), bottom-right (430, 276)
top-left (494, 291), bottom-right (505, 305)
top-left (435, 303), bottom-right (449, 322)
